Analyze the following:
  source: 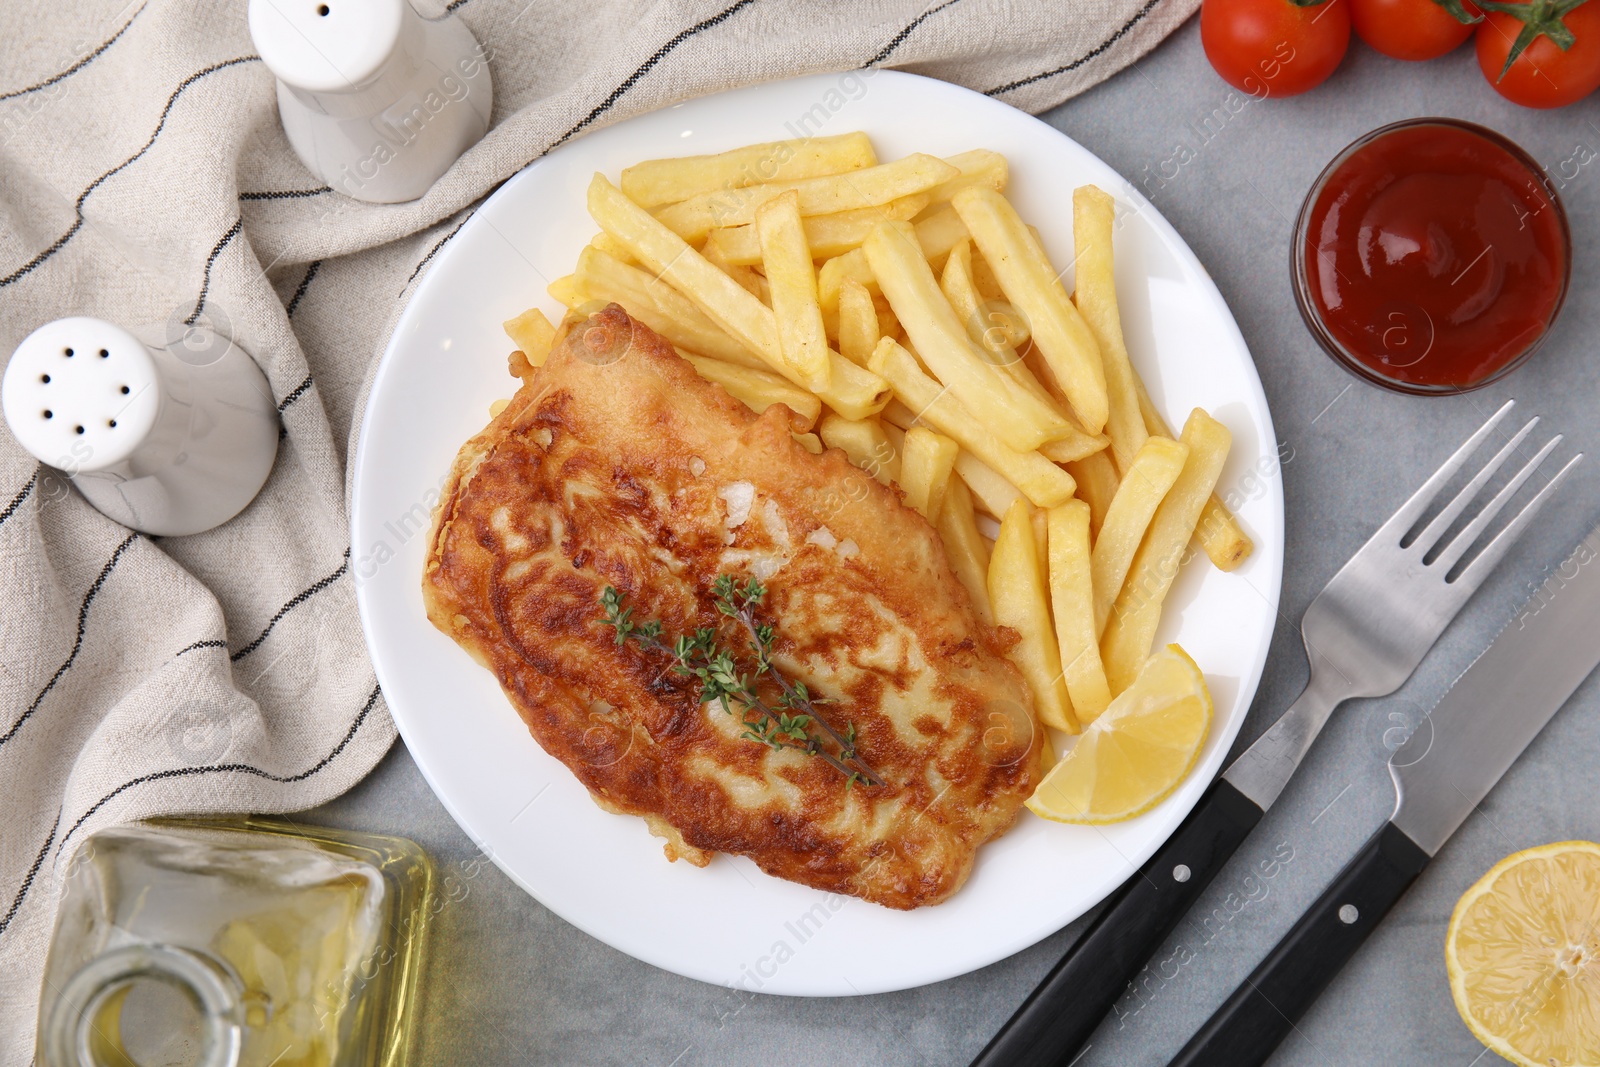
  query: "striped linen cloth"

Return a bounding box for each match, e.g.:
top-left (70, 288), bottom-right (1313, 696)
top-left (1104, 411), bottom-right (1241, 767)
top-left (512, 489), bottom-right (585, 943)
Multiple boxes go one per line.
top-left (0, 0), bottom-right (1196, 1054)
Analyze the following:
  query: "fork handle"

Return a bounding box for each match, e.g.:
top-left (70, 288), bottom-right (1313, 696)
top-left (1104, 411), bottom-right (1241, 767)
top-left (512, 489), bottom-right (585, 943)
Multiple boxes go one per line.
top-left (969, 780), bottom-right (1263, 1067)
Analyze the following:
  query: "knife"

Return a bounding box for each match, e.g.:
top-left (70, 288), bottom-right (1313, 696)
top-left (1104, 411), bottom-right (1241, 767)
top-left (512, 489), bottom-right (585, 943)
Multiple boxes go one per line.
top-left (1168, 521), bottom-right (1600, 1067)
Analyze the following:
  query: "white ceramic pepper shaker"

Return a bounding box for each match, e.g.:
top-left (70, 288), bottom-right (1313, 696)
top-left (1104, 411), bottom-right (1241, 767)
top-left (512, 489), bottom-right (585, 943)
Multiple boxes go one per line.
top-left (2, 317), bottom-right (279, 536)
top-left (249, 0), bottom-right (493, 204)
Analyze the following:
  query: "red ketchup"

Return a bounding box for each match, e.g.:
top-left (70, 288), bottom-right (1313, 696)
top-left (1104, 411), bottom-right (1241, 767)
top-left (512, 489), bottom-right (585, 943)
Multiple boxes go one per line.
top-left (1296, 120), bottom-right (1569, 392)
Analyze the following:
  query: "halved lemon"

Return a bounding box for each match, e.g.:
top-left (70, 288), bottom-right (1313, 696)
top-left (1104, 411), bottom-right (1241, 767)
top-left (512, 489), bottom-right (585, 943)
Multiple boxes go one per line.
top-left (1025, 644), bottom-right (1212, 824)
top-left (1446, 841), bottom-right (1600, 1067)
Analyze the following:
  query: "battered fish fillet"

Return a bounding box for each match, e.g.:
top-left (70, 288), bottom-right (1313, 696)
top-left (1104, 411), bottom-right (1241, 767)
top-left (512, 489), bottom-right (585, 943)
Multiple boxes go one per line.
top-left (423, 306), bottom-right (1043, 909)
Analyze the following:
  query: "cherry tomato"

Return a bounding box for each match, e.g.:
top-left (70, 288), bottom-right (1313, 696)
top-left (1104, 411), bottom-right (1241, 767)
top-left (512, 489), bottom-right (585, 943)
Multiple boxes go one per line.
top-left (1350, 0), bottom-right (1480, 59)
top-left (1201, 0), bottom-right (1352, 97)
top-left (1476, 0), bottom-right (1600, 108)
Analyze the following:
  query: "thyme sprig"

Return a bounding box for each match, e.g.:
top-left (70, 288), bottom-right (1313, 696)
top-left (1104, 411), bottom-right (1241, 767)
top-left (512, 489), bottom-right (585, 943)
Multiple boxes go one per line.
top-left (600, 579), bottom-right (883, 788)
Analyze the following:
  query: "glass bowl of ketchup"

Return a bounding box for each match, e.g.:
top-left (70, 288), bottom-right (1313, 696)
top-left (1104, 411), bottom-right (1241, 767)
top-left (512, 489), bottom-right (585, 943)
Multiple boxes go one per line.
top-left (1293, 118), bottom-right (1570, 394)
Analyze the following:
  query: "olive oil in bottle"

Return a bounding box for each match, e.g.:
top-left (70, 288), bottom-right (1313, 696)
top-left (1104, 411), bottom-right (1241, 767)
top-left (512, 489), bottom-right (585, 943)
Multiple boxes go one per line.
top-left (38, 818), bottom-right (433, 1067)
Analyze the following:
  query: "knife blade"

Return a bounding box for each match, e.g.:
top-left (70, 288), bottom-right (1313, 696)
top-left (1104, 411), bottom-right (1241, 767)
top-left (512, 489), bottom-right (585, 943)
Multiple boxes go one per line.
top-left (1169, 522), bottom-right (1600, 1067)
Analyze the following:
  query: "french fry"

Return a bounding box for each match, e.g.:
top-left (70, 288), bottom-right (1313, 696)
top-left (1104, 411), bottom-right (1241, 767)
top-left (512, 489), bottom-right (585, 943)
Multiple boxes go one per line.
top-left (953, 451), bottom-right (1022, 520)
top-left (926, 149), bottom-right (1008, 204)
top-left (1091, 436), bottom-right (1189, 636)
top-left (1101, 410), bottom-right (1232, 693)
top-left (1037, 432), bottom-right (1110, 465)
top-left (1135, 376), bottom-right (1254, 571)
top-left (943, 238), bottom-right (1031, 349)
top-left (912, 204), bottom-right (971, 265)
top-left (1048, 500), bottom-right (1112, 723)
top-left (969, 245), bottom-right (1006, 303)
top-left (547, 274), bottom-right (583, 309)
top-left (704, 194), bottom-right (929, 266)
top-left (990, 499), bottom-right (1078, 733)
top-left (503, 307), bottom-right (556, 365)
top-left (588, 231), bottom-right (638, 266)
top-left (818, 413), bottom-right (899, 486)
top-left (899, 427), bottom-right (958, 524)
top-left (1073, 186), bottom-right (1147, 472)
top-left (620, 132), bottom-right (876, 208)
top-left (941, 238), bottom-right (1020, 371)
top-left (880, 400), bottom-right (1024, 518)
top-left (818, 248), bottom-right (877, 315)
top-left (793, 431), bottom-right (824, 455)
top-left (654, 154), bottom-right (960, 242)
top-left (863, 220), bottom-right (1076, 453)
top-left (703, 238), bottom-right (771, 303)
top-left (869, 339), bottom-right (1076, 508)
top-left (572, 246), bottom-right (765, 369)
top-left (936, 247), bottom-right (1109, 465)
top-left (939, 246), bottom-right (1105, 464)
top-left (586, 174), bottom-right (889, 419)
top-left (756, 190), bottom-right (830, 390)
top-left (837, 278), bottom-right (880, 366)
top-left (1031, 507), bottom-right (1050, 583)
top-left (679, 352), bottom-right (821, 432)
top-left (1065, 449), bottom-right (1119, 537)
top-left (874, 297), bottom-right (900, 342)
top-left (952, 186), bottom-right (1109, 433)
top-left (938, 474), bottom-right (993, 626)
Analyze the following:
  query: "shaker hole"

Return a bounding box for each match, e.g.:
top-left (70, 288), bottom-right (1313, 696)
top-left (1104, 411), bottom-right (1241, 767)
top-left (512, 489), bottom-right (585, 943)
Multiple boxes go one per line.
top-left (99, 348), bottom-right (109, 358)
top-left (40, 374), bottom-right (50, 384)
top-left (42, 410), bottom-right (53, 419)
top-left (317, 4), bottom-right (330, 13)
top-left (74, 425), bottom-right (84, 435)
top-left (120, 385), bottom-right (130, 395)
top-left (63, 347), bottom-right (74, 357)
top-left (108, 419), bottom-right (117, 428)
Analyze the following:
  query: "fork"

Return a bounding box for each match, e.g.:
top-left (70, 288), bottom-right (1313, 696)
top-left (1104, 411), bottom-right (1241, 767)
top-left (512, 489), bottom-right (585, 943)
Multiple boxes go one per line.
top-left (970, 399), bottom-right (1578, 1067)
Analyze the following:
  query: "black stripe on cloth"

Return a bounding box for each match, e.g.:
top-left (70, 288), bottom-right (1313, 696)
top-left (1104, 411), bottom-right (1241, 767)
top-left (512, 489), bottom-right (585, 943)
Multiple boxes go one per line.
top-left (400, 214), bottom-right (471, 293)
top-left (984, 0), bottom-right (1163, 96)
top-left (184, 218), bottom-right (243, 326)
top-left (0, 814), bottom-right (57, 940)
top-left (0, 470), bottom-right (38, 528)
top-left (0, 55), bottom-right (260, 290)
top-left (443, 0), bottom-right (476, 12)
top-left (239, 187), bottom-right (331, 201)
top-left (862, 0), bottom-right (964, 67)
top-left (276, 373), bottom-right (315, 413)
top-left (0, 4), bottom-right (145, 103)
top-left (175, 638), bottom-right (227, 656)
top-left (285, 261), bottom-right (322, 318)
top-left (550, 0), bottom-right (761, 149)
top-left (52, 683), bottom-right (383, 859)
top-left (229, 551), bottom-right (351, 662)
top-left (0, 532), bottom-right (138, 752)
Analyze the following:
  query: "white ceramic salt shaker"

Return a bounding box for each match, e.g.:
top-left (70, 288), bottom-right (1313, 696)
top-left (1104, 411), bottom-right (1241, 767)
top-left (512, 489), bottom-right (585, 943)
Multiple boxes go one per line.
top-left (2, 317), bottom-right (279, 536)
top-left (249, 0), bottom-right (493, 204)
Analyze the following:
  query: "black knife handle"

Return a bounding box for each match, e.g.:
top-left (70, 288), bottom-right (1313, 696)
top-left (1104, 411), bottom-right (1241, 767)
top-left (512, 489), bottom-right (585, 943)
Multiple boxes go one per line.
top-left (1168, 821), bottom-right (1430, 1067)
top-left (970, 779), bottom-right (1264, 1067)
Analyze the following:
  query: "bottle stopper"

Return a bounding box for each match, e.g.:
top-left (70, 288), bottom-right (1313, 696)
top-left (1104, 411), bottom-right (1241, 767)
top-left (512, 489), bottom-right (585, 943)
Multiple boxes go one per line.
top-left (2, 316), bottom-right (279, 536)
top-left (248, 0), bottom-right (493, 204)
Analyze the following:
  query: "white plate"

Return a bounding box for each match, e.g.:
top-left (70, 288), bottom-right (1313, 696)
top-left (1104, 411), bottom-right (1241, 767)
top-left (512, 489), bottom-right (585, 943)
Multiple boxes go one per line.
top-left (352, 71), bottom-right (1284, 997)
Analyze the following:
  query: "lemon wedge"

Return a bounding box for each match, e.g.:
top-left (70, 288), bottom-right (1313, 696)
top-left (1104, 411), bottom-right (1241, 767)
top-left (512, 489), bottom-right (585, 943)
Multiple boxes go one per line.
top-left (1446, 841), bottom-right (1600, 1067)
top-left (1025, 644), bottom-right (1212, 824)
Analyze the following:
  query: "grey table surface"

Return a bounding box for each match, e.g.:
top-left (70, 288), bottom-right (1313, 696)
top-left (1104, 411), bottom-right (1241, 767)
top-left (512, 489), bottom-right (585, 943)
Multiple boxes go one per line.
top-left (305, 19), bottom-right (1600, 1067)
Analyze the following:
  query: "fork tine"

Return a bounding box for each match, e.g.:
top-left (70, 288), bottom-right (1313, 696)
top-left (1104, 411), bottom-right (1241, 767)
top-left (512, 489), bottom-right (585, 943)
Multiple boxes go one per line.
top-left (1373, 400), bottom-right (1516, 543)
top-left (1411, 416), bottom-right (1540, 556)
top-left (1431, 434), bottom-right (1562, 573)
top-left (1446, 451), bottom-right (1582, 590)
